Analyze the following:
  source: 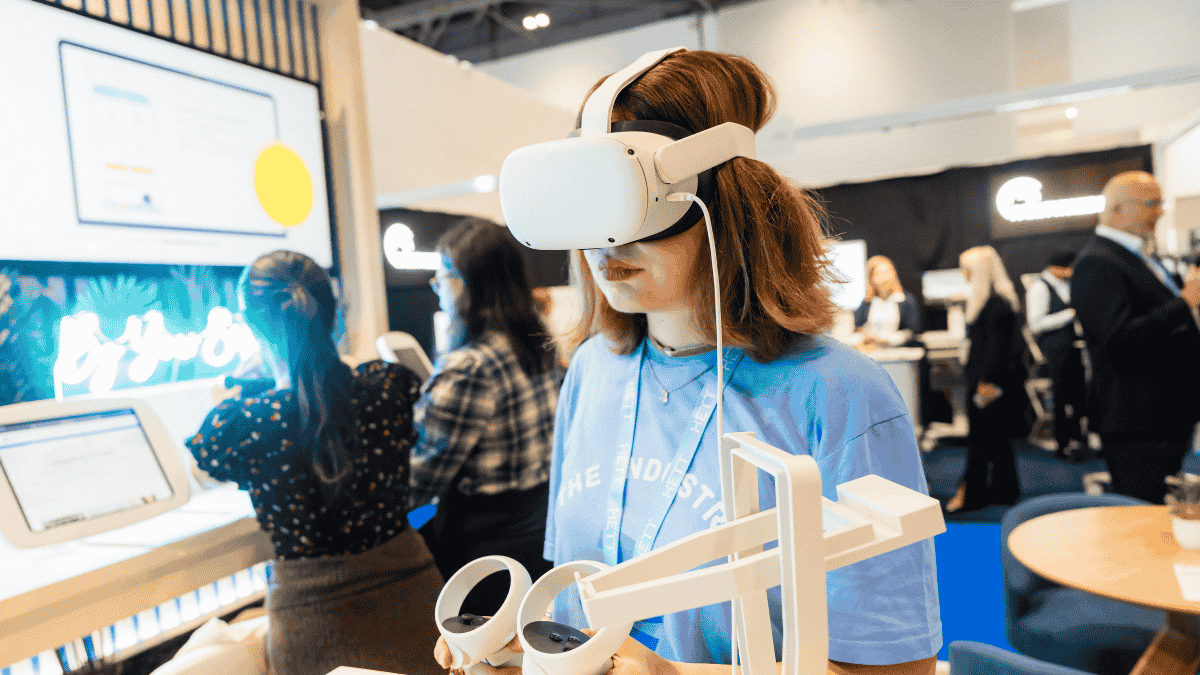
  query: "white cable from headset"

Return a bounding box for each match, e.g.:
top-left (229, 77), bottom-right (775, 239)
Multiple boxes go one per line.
top-left (665, 191), bottom-right (734, 675)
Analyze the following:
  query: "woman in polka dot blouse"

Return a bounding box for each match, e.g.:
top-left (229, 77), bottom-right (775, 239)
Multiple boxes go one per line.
top-left (186, 250), bottom-right (443, 675)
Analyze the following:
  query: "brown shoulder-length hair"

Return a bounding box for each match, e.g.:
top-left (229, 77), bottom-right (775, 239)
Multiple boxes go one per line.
top-left (564, 50), bottom-right (837, 364)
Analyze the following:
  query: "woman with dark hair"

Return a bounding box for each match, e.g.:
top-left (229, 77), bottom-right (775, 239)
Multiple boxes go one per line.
top-left (411, 217), bottom-right (563, 614)
top-left (186, 250), bottom-right (443, 675)
top-left (945, 245), bottom-right (1027, 513)
top-left (437, 51), bottom-right (940, 675)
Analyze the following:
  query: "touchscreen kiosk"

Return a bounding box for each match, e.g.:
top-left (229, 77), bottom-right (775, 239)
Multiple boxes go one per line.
top-left (0, 399), bottom-right (191, 548)
top-left (376, 332), bottom-right (434, 383)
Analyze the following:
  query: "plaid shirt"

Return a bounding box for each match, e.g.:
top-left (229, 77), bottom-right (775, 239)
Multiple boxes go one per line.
top-left (410, 331), bottom-right (563, 508)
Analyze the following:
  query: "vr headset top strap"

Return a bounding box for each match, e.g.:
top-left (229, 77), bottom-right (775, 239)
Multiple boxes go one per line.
top-left (580, 46), bottom-right (687, 137)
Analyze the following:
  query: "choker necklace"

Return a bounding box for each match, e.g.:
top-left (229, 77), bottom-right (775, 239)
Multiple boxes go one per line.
top-left (648, 334), bottom-right (715, 358)
top-left (645, 357), bottom-right (714, 404)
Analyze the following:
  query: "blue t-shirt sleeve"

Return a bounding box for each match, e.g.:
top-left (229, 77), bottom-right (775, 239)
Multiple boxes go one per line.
top-left (819, 412), bottom-right (943, 665)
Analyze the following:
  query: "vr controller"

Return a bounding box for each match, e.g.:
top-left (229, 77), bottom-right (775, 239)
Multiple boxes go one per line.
top-left (435, 557), bottom-right (633, 675)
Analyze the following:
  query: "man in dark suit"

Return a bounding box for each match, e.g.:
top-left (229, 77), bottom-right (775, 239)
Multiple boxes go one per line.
top-left (1071, 171), bottom-right (1200, 504)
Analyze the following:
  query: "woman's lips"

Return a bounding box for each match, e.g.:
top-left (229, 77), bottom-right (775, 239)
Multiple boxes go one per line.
top-left (599, 259), bottom-right (641, 281)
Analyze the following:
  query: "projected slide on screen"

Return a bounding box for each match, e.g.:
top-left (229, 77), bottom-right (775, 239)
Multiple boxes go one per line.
top-left (61, 43), bottom-right (283, 237)
top-left (0, 0), bottom-right (332, 267)
top-left (0, 410), bottom-right (173, 533)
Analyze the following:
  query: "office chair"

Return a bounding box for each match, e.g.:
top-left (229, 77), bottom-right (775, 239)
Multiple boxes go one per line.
top-left (1001, 493), bottom-right (1162, 675)
top-left (949, 641), bottom-right (1096, 675)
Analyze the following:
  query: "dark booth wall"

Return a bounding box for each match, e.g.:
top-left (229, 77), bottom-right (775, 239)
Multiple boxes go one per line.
top-left (812, 145), bottom-right (1152, 329)
top-left (378, 208), bottom-right (571, 361)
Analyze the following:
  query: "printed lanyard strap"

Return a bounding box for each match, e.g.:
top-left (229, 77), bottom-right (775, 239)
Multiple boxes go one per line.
top-left (602, 340), bottom-right (745, 567)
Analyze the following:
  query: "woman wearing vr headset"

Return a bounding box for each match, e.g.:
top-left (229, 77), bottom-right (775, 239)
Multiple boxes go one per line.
top-left (186, 250), bottom-right (444, 675)
top-left (440, 50), bottom-right (939, 675)
top-left (411, 217), bottom-right (563, 615)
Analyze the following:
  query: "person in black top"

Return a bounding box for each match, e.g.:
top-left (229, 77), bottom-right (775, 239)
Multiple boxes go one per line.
top-left (1026, 250), bottom-right (1088, 461)
top-left (946, 245), bottom-right (1027, 513)
top-left (186, 250), bottom-right (443, 675)
top-left (1071, 172), bottom-right (1200, 504)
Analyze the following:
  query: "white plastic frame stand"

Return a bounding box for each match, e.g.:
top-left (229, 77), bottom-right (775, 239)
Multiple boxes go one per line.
top-left (434, 556), bottom-right (532, 675)
top-left (574, 432), bottom-right (945, 675)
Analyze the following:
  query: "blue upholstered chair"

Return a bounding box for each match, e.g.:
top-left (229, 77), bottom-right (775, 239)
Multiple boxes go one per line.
top-left (949, 641), bottom-right (1096, 675)
top-left (1001, 493), bottom-right (1163, 675)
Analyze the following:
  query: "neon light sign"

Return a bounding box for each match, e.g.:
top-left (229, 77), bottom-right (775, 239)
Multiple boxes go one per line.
top-left (995, 177), bottom-right (1105, 222)
top-left (54, 306), bottom-right (259, 396)
top-left (383, 222), bottom-right (441, 271)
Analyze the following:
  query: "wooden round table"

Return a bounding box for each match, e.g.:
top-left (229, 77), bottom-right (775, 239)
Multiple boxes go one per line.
top-left (1008, 505), bottom-right (1200, 675)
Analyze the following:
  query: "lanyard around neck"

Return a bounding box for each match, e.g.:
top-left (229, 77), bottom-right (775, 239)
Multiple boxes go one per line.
top-left (602, 339), bottom-right (745, 567)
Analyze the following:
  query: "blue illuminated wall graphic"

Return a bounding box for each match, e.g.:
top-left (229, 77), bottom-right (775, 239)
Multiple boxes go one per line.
top-left (0, 266), bottom-right (272, 404)
top-left (0, 270), bottom-right (64, 404)
top-left (54, 271), bottom-right (260, 397)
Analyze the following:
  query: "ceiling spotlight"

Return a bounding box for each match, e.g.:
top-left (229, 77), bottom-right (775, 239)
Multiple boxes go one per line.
top-left (362, 19), bottom-right (379, 30)
top-left (522, 15), bottom-right (538, 30)
top-left (535, 12), bottom-right (550, 27)
top-left (1065, 107), bottom-right (1079, 119)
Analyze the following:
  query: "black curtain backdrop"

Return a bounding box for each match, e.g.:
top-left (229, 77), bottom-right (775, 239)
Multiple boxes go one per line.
top-left (812, 145), bottom-right (1153, 329)
top-left (378, 208), bottom-right (571, 360)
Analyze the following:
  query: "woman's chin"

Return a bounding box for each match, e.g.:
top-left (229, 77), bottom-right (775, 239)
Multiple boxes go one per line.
top-left (599, 287), bottom-right (649, 314)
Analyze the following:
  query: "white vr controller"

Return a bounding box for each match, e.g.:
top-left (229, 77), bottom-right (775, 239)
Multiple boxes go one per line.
top-left (435, 557), bottom-right (633, 675)
top-left (435, 556), bottom-right (530, 674)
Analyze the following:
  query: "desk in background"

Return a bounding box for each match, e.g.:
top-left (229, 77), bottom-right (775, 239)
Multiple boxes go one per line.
top-left (865, 347), bottom-right (925, 433)
top-left (0, 484), bottom-right (272, 670)
top-left (919, 331), bottom-right (969, 450)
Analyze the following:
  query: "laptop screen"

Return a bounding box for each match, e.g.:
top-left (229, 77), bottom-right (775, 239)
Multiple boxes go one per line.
top-left (0, 409), bottom-right (174, 533)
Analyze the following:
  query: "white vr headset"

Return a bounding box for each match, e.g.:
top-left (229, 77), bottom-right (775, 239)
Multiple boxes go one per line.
top-left (499, 47), bottom-right (757, 250)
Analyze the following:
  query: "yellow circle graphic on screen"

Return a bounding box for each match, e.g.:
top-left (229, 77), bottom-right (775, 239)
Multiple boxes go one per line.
top-left (255, 144), bottom-right (313, 227)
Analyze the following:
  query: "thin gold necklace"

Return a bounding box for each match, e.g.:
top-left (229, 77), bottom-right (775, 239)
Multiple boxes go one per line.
top-left (645, 357), bottom-right (714, 404)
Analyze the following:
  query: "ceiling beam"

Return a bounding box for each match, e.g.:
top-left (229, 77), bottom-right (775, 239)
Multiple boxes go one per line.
top-left (534, 0), bottom-right (674, 7)
top-left (452, 5), bottom-right (676, 63)
top-left (486, 7), bottom-right (539, 44)
top-left (366, 0), bottom-right (498, 31)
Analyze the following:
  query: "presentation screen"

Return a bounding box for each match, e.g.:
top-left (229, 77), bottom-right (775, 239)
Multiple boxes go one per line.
top-left (0, 409), bottom-right (173, 534)
top-left (827, 239), bottom-right (868, 310)
top-left (0, 0), bottom-right (333, 267)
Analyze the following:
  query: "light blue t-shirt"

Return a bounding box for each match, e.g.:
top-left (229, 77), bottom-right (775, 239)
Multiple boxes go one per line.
top-left (545, 333), bottom-right (942, 666)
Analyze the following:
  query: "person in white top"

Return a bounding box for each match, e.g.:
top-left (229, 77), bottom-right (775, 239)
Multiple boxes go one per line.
top-left (1026, 250), bottom-right (1087, 461)
top-left (854, 256), bottom-right (920, 350)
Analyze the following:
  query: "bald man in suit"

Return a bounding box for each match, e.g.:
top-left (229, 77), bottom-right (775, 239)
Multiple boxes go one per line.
top-left (1070, 171), bottom-right (1200, 504)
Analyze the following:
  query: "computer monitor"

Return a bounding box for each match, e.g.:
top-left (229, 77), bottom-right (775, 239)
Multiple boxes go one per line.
top-left (921, 268), bottom-right (971, 304)
top-left (376, 332), bottom-right (435, 383)
top-left (826, 239), bottom-right (868, 310)
top-left (0, 399), bottom-right (191, 549)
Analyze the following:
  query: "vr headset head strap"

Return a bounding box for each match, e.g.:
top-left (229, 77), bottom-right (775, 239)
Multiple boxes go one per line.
top-left (580, 46), bottom-right (687, 137)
